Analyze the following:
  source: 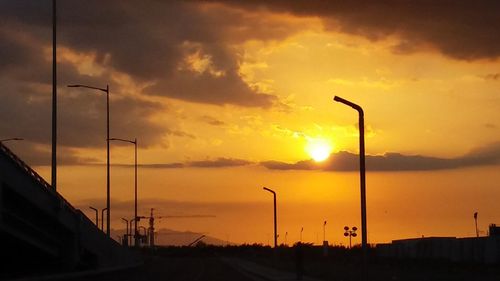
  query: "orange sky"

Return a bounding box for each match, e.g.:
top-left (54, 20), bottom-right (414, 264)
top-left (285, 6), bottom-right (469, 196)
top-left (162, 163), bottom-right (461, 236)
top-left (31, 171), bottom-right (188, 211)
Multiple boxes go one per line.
top-left (1, 1), bottom-right (500, 245)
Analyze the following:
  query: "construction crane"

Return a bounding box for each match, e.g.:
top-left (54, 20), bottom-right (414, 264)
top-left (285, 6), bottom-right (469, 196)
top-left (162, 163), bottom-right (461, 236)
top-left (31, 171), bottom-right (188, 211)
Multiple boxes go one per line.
top-left (137, 208), bottom-right (215, 247)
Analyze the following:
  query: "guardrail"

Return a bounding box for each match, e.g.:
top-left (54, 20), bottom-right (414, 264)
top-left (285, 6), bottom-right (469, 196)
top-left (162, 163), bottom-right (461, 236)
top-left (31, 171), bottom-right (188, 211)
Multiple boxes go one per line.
top-left (0, 142), bottom-right (77, 213)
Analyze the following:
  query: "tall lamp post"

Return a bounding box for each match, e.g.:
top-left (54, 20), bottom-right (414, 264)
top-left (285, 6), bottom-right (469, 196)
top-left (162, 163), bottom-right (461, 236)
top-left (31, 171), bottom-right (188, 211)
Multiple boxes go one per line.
top-left (333, 96), bottom-right (368, 258)
top-left (101, 207), bottom-right (108, 232)
top-left (474, 212), bottom-right (479, 238)
top-left (323, 220), bottom-right (327, 242)
top-left (263, 187), bottom-right (277, 249)
top-left (121, 218), bottom-right (129, 246)
top-left (89, 206), bottom-right (98, 226)
top-left (109, 138), bottom-right (138, 246)
top-left (51, 0), bottom-right (57, 192)
top-left (67, 84), bottom-right (110, 236)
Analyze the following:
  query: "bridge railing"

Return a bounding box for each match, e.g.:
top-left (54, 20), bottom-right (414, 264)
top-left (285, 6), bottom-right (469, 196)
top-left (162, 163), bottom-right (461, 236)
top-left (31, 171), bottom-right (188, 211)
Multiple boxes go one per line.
top-left (0, 142), bottom-right (78, 213)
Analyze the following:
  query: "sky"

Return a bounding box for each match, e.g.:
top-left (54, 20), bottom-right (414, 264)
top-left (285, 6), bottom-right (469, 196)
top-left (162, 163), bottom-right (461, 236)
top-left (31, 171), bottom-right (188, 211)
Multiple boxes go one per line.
top-left (1, 0), bottom-right (500, 245)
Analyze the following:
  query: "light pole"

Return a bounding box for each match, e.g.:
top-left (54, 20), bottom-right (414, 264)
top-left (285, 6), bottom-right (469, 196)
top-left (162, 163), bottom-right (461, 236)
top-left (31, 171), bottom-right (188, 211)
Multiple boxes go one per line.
top-left (285, 231), bottom-right (288, 246)
top-left (121, 218), bottom-right (129, 246)
top-left (263, 187), bottom-right (277, 249)
top-left (51, 0), bottom-right (57, 192)
top-left (67, 84), bottom-right (110, 236)
top-left (129, 218), bottom-right (135, 246)
top-left (109, 138), bottom-right (138, 246)
top-left (139, 226), bottom-right (147, 245)
top-left (344, 226), bottom-right (358, 249)
top-left (101, 207), bottom-right (108, 232)
top-left (474, 212), bottom-right (479, 237)
top-left (333, 96), bottom-right (368, 257)
top-left (300, 227), bottom-right (304, 242)
top-left (323, 220), bottom-right (327, 242)
top-left (89, 206), bottom-right (98, 226)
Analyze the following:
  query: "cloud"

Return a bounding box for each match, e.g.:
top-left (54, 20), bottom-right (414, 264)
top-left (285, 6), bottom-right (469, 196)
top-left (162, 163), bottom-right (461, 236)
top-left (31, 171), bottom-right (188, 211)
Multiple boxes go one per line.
top-left (1, 141), bottom-right (99, 166)
top-left (188, 158), bottom-right (253, 168)
top-left (0, 1), bottom-right (296, 108)
top-left (199, 115), bottom-right (225, 126)
top-left (260, 142), bottom-right (500, 172)
top-left (119, 157), bottom-right (254, 169)
top-left (0, 77), bottom-right (168, 149)
top-left (211, 0), bottom-right (500, 60)
top-left (480, 73), bottom-right (500, 81)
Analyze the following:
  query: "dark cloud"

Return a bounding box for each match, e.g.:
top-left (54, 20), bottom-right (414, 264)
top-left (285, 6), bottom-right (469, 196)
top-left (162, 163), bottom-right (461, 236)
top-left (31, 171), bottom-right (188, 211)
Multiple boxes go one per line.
top-left (122, 158), bottom-right (254, 169)
top-left (484, 123), bottom-right (497, 129)
top-left (480, 73), bottom-right (500, 81)
top-left (188, 157), bottom-right (252, 168)
top-left (199, 115), bottom-right (225, 126)
top-left (210, 0), bottom-right (500, 60)
top-left (0, 77), bottom-right (168, 149)
top-left (1, 141), bottom-right (98, 166)
top-left (0, 0), bottom-right (289, 108)
top-left (260, 142), bottom-right (500, 172)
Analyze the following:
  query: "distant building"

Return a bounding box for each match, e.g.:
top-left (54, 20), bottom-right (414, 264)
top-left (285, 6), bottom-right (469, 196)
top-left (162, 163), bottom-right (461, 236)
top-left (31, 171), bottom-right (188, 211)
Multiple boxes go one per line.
top-left (377, 230), bottom-right (500, 264)
top-left (489, 224), bottom-right (500, 236)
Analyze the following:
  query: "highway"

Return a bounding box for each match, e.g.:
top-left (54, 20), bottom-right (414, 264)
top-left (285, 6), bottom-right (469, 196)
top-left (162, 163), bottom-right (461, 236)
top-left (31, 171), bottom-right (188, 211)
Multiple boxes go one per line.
top-left (69, 257), bottom-right (259, 281)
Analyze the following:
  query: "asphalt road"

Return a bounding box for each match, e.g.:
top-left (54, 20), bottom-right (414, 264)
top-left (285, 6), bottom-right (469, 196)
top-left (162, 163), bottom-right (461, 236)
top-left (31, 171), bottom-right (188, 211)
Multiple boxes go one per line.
top-left (69, 257), bottom-right (259, 281)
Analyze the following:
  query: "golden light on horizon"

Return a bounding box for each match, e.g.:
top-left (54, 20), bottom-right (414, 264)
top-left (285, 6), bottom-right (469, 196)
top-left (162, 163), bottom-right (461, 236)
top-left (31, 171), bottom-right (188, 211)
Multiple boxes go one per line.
top-left (306, 138), bottom-right (333, 162)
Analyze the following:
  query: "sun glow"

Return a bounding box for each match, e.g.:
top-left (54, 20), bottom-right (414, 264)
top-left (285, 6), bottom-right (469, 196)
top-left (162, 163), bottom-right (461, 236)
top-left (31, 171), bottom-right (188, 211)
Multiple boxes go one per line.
top-left (306, 138), bottom-right (333, 162)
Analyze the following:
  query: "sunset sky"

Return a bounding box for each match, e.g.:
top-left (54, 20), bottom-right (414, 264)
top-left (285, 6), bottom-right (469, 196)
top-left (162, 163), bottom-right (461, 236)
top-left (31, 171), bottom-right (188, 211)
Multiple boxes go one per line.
top-left (1, 1), bottom-right (500, 245)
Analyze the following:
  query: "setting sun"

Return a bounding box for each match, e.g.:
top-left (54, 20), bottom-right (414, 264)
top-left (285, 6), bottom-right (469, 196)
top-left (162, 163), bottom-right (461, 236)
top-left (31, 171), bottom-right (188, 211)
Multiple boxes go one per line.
top-left (306, 138), bottom-right (333, 162)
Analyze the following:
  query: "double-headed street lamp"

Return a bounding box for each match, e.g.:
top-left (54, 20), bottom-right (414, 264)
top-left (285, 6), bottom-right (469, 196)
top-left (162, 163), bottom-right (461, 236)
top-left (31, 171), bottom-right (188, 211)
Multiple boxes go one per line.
top-left (109, 137), bottom-right (138, 246)
top-left (333, 96), bottom-right (368, 258)
top-left (67, 84), bottom-right (110, 236)
top-left (263, 187), bottom-right (277, 249)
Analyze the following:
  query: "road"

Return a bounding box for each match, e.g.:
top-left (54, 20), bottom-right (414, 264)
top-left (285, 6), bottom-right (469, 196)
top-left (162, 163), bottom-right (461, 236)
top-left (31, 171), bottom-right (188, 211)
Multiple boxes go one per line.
top-left (70, 257), bottom-right (259, 281)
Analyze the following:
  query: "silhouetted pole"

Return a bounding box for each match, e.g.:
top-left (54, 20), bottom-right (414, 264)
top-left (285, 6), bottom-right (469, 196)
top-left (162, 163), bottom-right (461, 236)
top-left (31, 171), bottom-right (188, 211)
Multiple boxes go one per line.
top-left (323, 220), bottom-right (327, 242)
top-left (109, 137), bottom-right (138, 246)
top-left (333, 96), bottom-right (368, 257)
top-left (89, 206), bottom-right (98, 226)
top-left (101, 207), bottom-right (108, 231)
top-left (134, 138), bottom-right (137, 246)
top-left (263, 187), bottom-right (277, 248)
top-left (300, 227), bottom-right (303, 242)
top-left (67, 84), bottom-right (110, 236)
top-left (129, 218), bottom-right (135, 246)
top-left (285, 231), bottom-right (288, 245)
top-left (122, 218), bottom-right (129, 246)
top-left (474, 212), bottom-right (479, 237)
top-left (51, 0), bottom-right (57, 191)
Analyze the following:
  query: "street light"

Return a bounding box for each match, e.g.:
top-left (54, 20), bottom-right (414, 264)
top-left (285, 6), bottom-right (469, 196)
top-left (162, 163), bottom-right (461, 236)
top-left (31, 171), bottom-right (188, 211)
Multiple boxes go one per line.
top-left (128, 218), bottom-right (136, 246)
top-left (67, 84), bottom-right (110, 237)
top-left (474, 212), bottom-right (479, 237)
top-left (344, 226), bottom-right (358, 249)
top-left (121, 218), bottom-right (129, 246)
top-left (89, 206), bottom-right (98, 226)
top-left (333, 96), bottom-right (368, 257)
top-left (263, 187), bottom-right (277, 249)
top-left (109, 137), bottom-right (138, 246)
top-left (323, 220), bottom-right (327, 242)
top-left (101, 207), bottom-right (108, 231)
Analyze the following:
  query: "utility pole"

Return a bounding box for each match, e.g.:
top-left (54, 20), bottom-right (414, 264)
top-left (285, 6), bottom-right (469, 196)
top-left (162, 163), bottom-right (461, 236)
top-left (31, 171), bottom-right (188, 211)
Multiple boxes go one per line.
top-left (51, 0), bottom-right (57, 191)
top-left (474, 212), bottom-right (479, 238)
